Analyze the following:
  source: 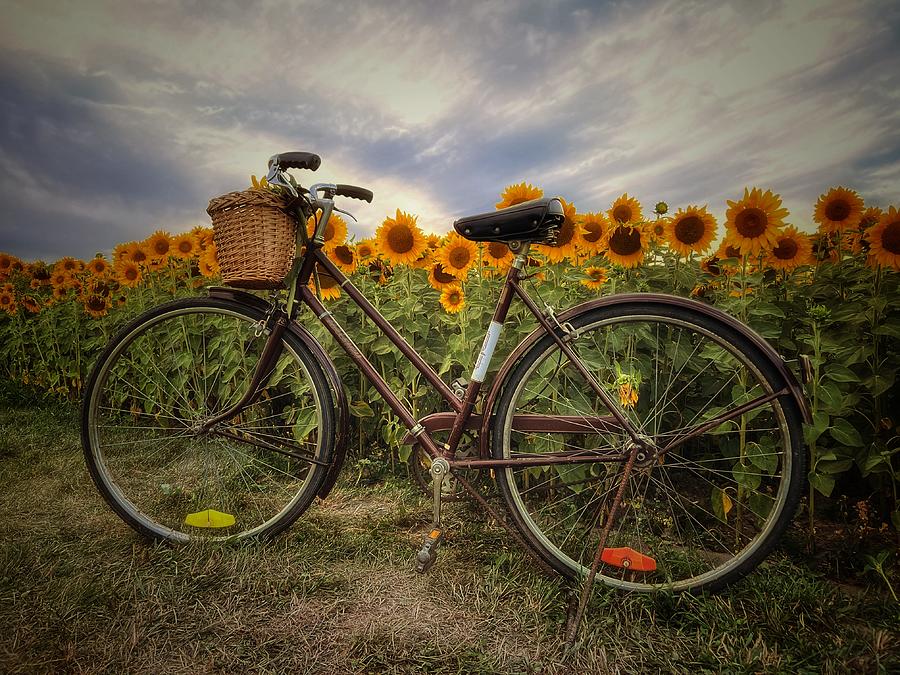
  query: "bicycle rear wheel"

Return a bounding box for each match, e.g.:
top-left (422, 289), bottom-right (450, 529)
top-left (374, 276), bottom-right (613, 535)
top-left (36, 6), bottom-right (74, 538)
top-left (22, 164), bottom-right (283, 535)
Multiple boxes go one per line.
top-left (492, 300), bottom-right (805, 592)
top-left (82, 296), bottom-right (335, 542)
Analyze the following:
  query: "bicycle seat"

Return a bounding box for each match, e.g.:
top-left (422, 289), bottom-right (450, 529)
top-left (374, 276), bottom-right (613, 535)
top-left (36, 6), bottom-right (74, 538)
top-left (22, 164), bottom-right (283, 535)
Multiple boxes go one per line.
top-left (453, 197), bottom-right (565, 244)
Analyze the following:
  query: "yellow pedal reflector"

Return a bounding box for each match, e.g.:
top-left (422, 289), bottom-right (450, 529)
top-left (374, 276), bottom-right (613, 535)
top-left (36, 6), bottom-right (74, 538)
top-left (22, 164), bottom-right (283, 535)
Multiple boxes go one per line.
top-left (184, 509), bottom-right (236, 528)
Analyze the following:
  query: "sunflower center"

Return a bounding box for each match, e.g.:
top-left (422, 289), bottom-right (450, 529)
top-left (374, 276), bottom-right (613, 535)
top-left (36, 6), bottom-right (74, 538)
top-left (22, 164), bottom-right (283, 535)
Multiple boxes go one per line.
top-left (154, 240), bottom-right (169, 255)
top-left (324, 222), bottom-right (335, 242)
top-left (387, 225), bottom-right (414, 254)
top-left (87, 296), bottom-right (105, 311)
top-left (583, 222), bottom-right (603, 243)
top-left (556, 221), bottom-right (575, 247)
top-left (487, 242), bottom-right (508, 260)
top-left (883, 221), bottom-right (900, 254)
top-left (724, 244), bottom-right (742, 258)
top-left (448, 291), bottom-right (461, 305)
top-left (178, 240), bottom-right (193, 254)
top-left (675, 216), bottom-right (705, 244)
top-left (773, 237), bottom-right (798, 260)
top-left (125, 267), bottom-right (139, 281)
top-left (131, 249), bottom-right (147, 262)
top-left (433, 264), bottom-right (456, 284)
top-left (612, 206), bottom-right (633, 223)
top-left (735, 208), bottom-right (768, 238)
top-left (448, 246), bottom-right (472, 269)
top-left (589, 269), bottom-right (604, 281)
top-left (609, 227), bottom-right (641, 256)
top-left (334, 245), bottom-right (354, 266)
top-left (319, 274), bottom-right (338, 289)
top-left (825, 199), bottom-right (851, 223)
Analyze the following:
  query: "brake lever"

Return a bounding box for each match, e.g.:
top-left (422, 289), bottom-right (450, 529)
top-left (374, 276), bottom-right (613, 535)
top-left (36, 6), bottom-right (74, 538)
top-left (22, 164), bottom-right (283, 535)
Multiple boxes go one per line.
top-left (332, 206), bottom-right (357, 222)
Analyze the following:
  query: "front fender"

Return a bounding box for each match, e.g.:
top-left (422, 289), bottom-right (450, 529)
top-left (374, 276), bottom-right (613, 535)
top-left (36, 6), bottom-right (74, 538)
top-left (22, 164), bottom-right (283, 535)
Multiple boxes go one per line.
top-left (207, 287), bottom-right (349, 498)
top-left (478, 293), bottom-right (810, 457)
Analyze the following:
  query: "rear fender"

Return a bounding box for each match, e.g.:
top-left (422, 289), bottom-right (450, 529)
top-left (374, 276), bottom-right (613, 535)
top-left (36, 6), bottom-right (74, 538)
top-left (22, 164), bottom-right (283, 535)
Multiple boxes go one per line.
top-left (479, 293), bottom-right (811, 457)
top-left (207, 287), bottom-right (349, 498)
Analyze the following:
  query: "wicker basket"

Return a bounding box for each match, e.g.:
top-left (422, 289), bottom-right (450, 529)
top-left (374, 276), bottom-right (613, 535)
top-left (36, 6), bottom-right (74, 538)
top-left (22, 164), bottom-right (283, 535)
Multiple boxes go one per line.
top-left (207, 189), bottom-right (297, 289)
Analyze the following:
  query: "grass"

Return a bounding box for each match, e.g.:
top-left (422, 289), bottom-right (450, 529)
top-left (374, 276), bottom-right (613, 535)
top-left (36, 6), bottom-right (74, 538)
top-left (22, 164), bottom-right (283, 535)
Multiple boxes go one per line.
top-left (0, 403), bottom-right (897, 674)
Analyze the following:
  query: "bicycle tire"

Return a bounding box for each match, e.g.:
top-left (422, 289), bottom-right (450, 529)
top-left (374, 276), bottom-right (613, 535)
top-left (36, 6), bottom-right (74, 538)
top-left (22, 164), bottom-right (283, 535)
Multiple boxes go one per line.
top-left (492, 300), bottom-right (805, 592)
top-left (82, 296), bottom-right (336, 542)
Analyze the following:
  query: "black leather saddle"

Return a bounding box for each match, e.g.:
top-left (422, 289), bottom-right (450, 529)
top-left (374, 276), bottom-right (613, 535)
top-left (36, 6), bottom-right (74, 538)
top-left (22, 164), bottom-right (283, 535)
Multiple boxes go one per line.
top-left (453, 197), bottom-right (565, 244)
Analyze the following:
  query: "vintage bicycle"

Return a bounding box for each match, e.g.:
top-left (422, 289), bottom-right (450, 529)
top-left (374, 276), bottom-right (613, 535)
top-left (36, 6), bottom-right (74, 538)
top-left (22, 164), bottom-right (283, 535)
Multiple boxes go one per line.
top-left (81, 151), bottom-right (810, 599)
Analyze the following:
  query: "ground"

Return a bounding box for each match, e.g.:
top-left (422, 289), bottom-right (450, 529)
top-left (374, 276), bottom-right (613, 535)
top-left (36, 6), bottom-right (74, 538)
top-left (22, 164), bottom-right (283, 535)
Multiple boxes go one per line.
top-left (0, 404), bottom-right (897, 674)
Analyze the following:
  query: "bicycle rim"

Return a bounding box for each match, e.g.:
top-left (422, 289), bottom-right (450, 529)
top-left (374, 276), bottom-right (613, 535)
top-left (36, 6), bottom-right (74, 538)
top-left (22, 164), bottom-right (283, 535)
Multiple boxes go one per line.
top-left (83, 300), bottom-right (332, 542)
top-left (494, 305), bottom-right (803, 592)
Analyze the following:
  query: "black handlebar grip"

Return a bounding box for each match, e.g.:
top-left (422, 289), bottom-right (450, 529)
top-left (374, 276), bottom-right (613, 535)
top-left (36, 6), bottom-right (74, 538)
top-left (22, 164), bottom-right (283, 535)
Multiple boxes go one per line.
top-left (335, 184), bottom-right (374, 203)
top-left (270, 152), bottom-right (321, 171)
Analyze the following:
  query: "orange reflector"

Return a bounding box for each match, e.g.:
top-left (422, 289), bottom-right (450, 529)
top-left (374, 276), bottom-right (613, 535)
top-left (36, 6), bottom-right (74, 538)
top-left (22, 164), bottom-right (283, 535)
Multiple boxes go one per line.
top-left (429, 529), bottom-right (441, 539)
top-left (601, 547), bottom-right (657, 572)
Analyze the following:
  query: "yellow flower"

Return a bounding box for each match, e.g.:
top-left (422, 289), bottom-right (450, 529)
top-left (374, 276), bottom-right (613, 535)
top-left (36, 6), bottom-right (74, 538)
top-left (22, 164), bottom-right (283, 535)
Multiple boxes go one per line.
top-left (355, 238), bottom-right (377, 261)
top-left (310, 269), bottom-right (341, 300)
top-left (608, 193), bottom-right (643, 224)
top-left (83, 294), bottom-right (111, 318)
top-left (666, 205), bottom-right (717, 256)
top-left (116, 260), bottom-right (143, 287)
top-left (144, 230), bottom-right (173, 262)
top-left (724, 187), bottom-right (788, 256)
top-left (646, 217), bottom-right (670, 245)
top-left (437, 232), bottom-right (478, 279)
top-left (113, 242), bottom-right (132, 264)
top-left (814, 186), bottom-right (864, 234)
top-left (536, 198), bottom-right (579, 263)
top-left (428, 262), bottom-right (458, 291)
top-left (496, 182), bottom-right (543, 210)
top-left (765, 225), bottom-right (813, 271)
top-left (191, 226), bottom-right (215, 251)
top-left (482, 241), bottom-right (514, 272)
top-left (618, 382), bottom-right (638, 408)
top-left (866, 206), bottom-right (900, 270)
top-left (121, 242), bottom-right (148, 267)
top-left (439, 285), bottom-right (466, 314)
top-left (171, 232), bottom-right (199, 260)
top-left (50, 270), bottom-right (71, 289)
top-left (86, 256), bottom-right (110, 276)
top-left (308, 212), bottom-right (348, 251)
top-left (198, 245), bottom-right (220, 277)
top-left (0, 286), bottom-right (16, 313)
top-left (604, 224), bottom-right (644, 268)
top-left (581, 266), bottom-right (608, 290)
top-left (375, 210), bottom-right (426, 266)
top-left (331, 243), bottom-right (357, 274)
top-left (0, 253), bottom-right (19, 277)
top-left (425, 233), bottom-right (443, 250)
top-left (54, 257), bottom-right (84, 275)
top-left (579, 212), bottom-right (609, 255)
top-left (22, 295), bottom-right (40, 313)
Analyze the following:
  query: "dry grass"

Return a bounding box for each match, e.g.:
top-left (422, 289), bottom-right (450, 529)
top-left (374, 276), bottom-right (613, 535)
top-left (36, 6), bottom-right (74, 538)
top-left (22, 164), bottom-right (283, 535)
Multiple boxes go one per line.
top-left (1, 404), bottom-right (897, 674)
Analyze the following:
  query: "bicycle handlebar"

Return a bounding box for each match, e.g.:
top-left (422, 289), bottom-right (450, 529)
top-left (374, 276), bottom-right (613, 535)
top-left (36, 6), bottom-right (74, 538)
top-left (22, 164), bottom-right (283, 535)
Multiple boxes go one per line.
top-left (335, 184), bottom-right (374, 203)
top-left (268, 152), bottom-right (321, 172)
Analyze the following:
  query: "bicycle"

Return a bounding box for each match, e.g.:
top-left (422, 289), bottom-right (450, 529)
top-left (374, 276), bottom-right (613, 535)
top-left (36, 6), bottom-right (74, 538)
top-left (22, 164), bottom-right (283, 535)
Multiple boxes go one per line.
top-left (81, 151), bottom-right (810, 600)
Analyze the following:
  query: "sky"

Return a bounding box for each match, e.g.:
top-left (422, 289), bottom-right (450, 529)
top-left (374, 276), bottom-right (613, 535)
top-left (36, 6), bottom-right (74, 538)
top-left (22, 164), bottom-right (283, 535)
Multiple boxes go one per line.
top-left (1, 0), bottom-right (899, 261)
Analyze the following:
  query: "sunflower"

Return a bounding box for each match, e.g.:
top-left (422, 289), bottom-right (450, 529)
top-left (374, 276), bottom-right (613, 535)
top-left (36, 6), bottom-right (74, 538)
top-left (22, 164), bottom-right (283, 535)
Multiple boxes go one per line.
top-left (537, 198), bottom-right (579, 263)
top-left (52, 285), bottom-right (69, 301)
top-left (144, 230), bottom-right (173, 262)
top-left (171, 232), bottom-right (199, 260)
top-left (425, 233), bottom-right (443, 250)
top-left (50, 270), bottom-right (71, 289)
top-left (496, 182), bottom-right (543, 210)
top-left (22, 295), bottom-right (40, 313)
top-left (666, 205), bottom-right (717, 256)
top-left (0, 252), bottom-right (18, 276)
top-left (83, 294), bottom-right (111, 319)
top-left (439, 285), bottom-right (466, 314)
top-left (618, 382), bottom-right (639, 409)
top-left (28, 262), bottom-right (51, 287)
top-left (814, 186), bottom-right (864, 234)
top-left (437, 233), bottom-right (479, 279)
top-left (376, 210), bottom-right (426, 266)
top-left (86, 256), bottom-right (110, 276)
top-left (724, 187), bottom-right (788, 256)
top-left (310, 270), bottom-right (341, 300)
top-left (331, 243), bottom-right (357, 274)
top-left (54, 256), bottom-right (84, 275)
top-left (765, 225), bottom-right (813, 271)
top-left (482, 241), bottom-right (514, 271)
top-left (608, 193), bottom-right (643, 224)
top-left (198, 246), bottom-right (220, 277)
top-left (847, 207), bottom-right (883, 255)
top-left (604, 224), bottom-right (644, 268)
top-left (700, 256), bottom-right (721, 276)
top-left (0, 286), bottom-right (15, 312)
top-left (866, 206), bottom-right (900, 270)
top-left (355, 238), bottom-right (377, 261)
top-left (121, 242), bottom-right (148, 267)
top-left (579, 212), bottom-right (609, 255)
top-left (308, 212), bottom-right (348, 251)
top-left (428, 262), bottom-right (458, 291)
top-left (646, 217), bottom-right (670, 245)
top-left (116, 260), bottom-right (143, 287)
top-left (581, 266), bottom-right (609, 290)
top-left (191, 226), bottom-right (215, 251)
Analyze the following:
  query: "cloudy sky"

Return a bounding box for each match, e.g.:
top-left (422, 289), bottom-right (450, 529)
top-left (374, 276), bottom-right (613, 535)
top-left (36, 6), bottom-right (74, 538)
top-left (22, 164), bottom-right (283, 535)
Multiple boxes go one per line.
top-left (1, 0), bottom-right (898, 261)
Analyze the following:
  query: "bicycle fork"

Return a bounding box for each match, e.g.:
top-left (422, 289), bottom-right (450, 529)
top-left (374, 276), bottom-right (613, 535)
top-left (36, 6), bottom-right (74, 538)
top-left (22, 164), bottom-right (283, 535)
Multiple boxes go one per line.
top-left (415, 457), bottom-right (450, 573)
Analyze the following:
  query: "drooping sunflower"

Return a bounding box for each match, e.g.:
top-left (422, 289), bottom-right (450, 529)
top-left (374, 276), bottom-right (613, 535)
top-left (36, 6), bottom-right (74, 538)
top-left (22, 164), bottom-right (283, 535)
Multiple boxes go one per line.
top-left (86, 256), bottom-right (110, 276)
top-left (847, 207), bottom-right (883, 255)
top-left (28, 262), bottom-right (51, 288)
top-left (581, 266), bottom-right (609, 290)
top-left (310, 270), bottom-right (341, 301)
top-left (307, 212), bottom-right (348, 251)
top-left (496, 182), bottom-right (543, 210)
top-left (666, 205), bottom-right (717, 256)
top-left (144, 230), bottom-right (173, 262)
top-left (439, 285), bottom-right (466, 314)
top-left (814, 186), bottom-right (864, 234)
top-left (376, 210), bottom-right (427, 266)
top-left (608, 193), bottom-right (643, 225)
top-left (724, 187), bottom-right (788, 256)
top-left (604, 224), bottom-right (644, 268)
top-left (22, 295), bottom-right (40, 313)
top-left (171, 232), bottom-right (199, 260)
top-left (331, 243), bottom-right (357, 274)
top-left (537, 198), bottom-right (579, 263)
top-left (428, 262), bottom-right (458, 291)
top-left (437, 232), bottom-right (479, 279)
top-left (83, 294), bottom-right (111, 319)
top-left (866, 206), bottom-right (900, 270)
top-left (700, 256), bottom-right (721, 277)
top-left (765, 225), bottom-right (813, 271)
top-left (198, 245), bottom-right (220, 277)
top-left (116, 260), bottom-right (143, 287)
top-left (579, 212), bottom-right (609, 255)
top-left (355, 238), bottom-right (377, 261)
top-left (482, 241), bottom-right (514, 271)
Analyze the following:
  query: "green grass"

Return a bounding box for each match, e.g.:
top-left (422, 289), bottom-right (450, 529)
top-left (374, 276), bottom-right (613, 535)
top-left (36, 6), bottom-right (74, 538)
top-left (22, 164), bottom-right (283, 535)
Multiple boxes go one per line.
top-left (0, 404), bottom-right (897, 674)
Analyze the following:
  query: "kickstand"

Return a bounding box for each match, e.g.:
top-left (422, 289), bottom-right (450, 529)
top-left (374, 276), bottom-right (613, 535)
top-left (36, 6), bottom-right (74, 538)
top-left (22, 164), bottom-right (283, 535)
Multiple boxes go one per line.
top-left (564, 444), bottom-right (640, 650)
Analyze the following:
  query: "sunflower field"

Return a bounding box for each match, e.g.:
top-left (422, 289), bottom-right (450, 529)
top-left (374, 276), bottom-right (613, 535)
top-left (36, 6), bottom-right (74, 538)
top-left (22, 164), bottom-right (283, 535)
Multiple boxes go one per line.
top-left (1, 182), bottom-right (899, 539)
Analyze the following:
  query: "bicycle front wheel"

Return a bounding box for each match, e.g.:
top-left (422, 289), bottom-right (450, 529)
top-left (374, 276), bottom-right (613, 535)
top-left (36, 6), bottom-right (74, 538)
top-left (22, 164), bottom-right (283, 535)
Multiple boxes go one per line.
top-left (82, 296), bottom-right (336, 542)
top-left (492, 300), bottom-right (805, 592)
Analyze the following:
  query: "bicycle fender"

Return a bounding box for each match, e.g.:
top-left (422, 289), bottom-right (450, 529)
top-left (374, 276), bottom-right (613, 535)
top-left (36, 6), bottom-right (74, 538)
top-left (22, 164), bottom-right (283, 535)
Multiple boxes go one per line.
top-left (206, 287), bottom-right (349, 499)
top-left (479, 293), bottom-right (810, 457)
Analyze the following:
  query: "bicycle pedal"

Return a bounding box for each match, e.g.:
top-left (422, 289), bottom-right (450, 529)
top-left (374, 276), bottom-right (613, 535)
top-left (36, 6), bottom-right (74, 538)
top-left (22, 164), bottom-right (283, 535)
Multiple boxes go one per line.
top-left (415, 527), bottom-right (443, 573)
